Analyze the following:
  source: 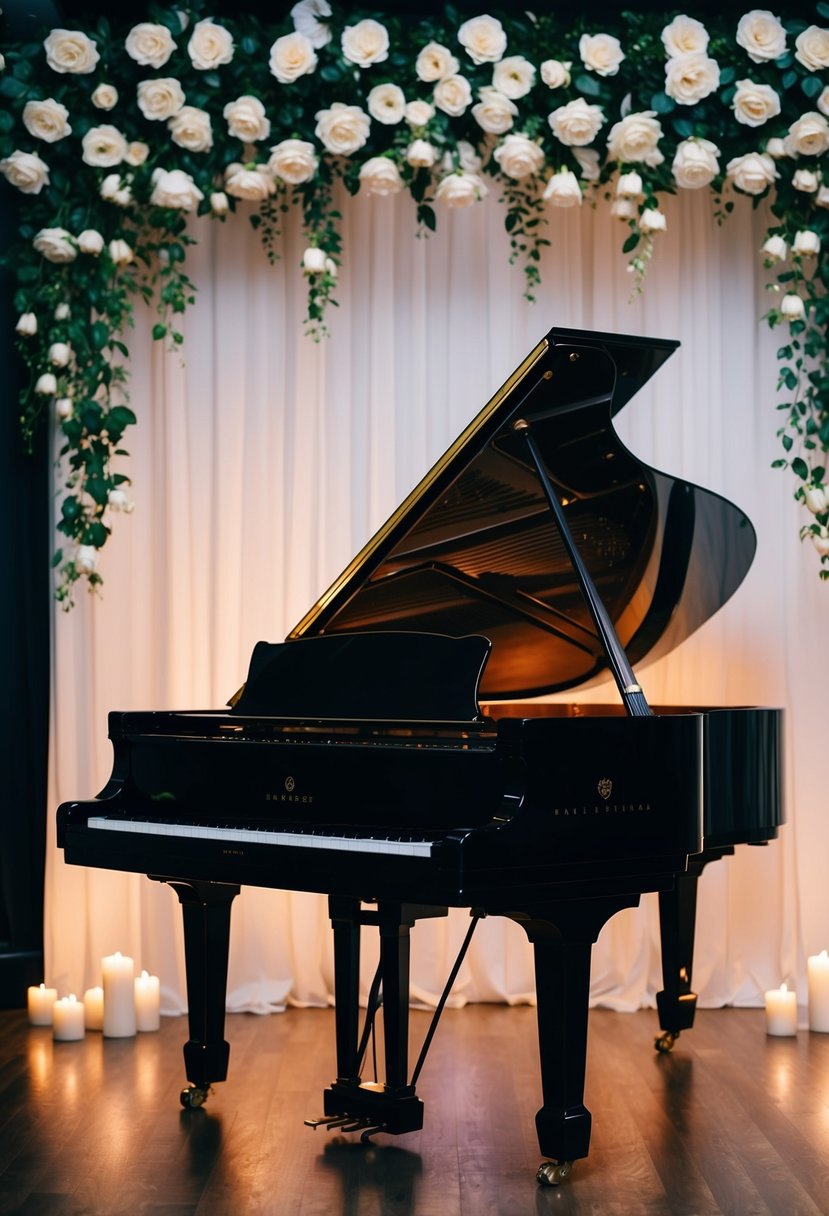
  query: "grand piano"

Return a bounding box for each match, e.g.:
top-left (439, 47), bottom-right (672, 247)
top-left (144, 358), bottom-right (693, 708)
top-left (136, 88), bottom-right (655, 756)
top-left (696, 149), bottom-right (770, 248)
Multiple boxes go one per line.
top-left (57, 327), bottom-right (783, 1186)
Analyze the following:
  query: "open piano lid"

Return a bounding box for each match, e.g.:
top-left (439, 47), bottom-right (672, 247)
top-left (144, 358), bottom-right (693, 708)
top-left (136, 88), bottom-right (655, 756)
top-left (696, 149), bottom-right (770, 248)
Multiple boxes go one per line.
top-left (289, 327), bottom-right (755, 701)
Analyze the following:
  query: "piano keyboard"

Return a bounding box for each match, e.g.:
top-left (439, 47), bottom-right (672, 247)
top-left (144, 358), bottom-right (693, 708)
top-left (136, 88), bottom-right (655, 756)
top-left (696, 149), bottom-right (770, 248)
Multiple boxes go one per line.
top-left (87, 816), bottom-right (436, 858)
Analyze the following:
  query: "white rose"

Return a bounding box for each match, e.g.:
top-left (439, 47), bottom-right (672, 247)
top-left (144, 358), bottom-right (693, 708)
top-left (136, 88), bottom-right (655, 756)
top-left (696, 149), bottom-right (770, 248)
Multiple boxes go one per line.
top-left (661, 15), bottom-right (709, 57)
top-left (785, 112), bottom-right (829, 158)
top-left (761, 234), bottom-right (787, 261)
top-left (493, 56), bottom-right (536, 99)
top-left (405, 100), bottom-right (434, 127)
top-left (793, 230), bottom-right (821, 256)
top-left (222, 96), bottom-right (271, 144)
top-left (456, 141), bottom-right (482, 173)
top-left (368, 83), bottom-right (406, 125)
top-left (0, 150), bottom-right (50, 194)
top-left (406, 138), bottom-right (437, 168)
top-left (78, 228), bottom-right (104, 255)
top-left (107, 489), bottom-right (131, 511)
top-left (54, 302), bottom-right (70, 320)
top-left (291, 0), bottom-right (332, 49)
top-left (736, 10), bottom-right (787, 62)
top-left (811, 528), bottom-right (829, 556)
top-left (137, 77), bottom-right (185, 121)
top-left (91, 83), bottom-right (118, 110)
top-left (793, 168), bottom-right (820, 192)
top-left (540, 60), bottom-right (571, 89)
top-left (188, 19), bottom-right (234, 69)
top-left (99, 173), bottom-right (132, 206)
top-left (548, 97), bottom-right (605, 146)
top-left (611, 198), bottom-right (636, 219)
top-left (640, 207), bottom-right (667, 233)
top-left (210, 191), bottom-right (229, 215)
top-left (169, 106), bottom-right (213, 152)
top-left (607, 111), bottom-right (664, 166)
top-left (0, 53), bottom-right (5, 70)
top-left (435, 74), bottom-right (474, 118)
top-left (765, 136), bottom-right (786, 158)
top-left (55, 397), bottom-right (74, 420)
top-left (435, 171), bottom-right (488, 207)
top-left (573, 147), bottom-right (601, 181)
top-left (150, 167), bottom-right (204, 210)
top-left (817, 185), bottom-right (829, 208)
top-left (579, 32), bottom-right (624, 76)
top-left (664, 52), bottom-right (720, 105)
top-left (804, 484), bottom-right (828, 514)
top-left (780, 293), bottom-right (805, 321)
top-left (726, 150), bottom-right (778, 194)
top-left (125, 22), bottom-right (176, 68)
top-left (795, 25), bottom-right (829, 71)
top-left (471, 85), bottom-right (518, 132)
top-left (542, 169), bottom-right (582, 207)
top-left (267, 138), bottom-right (318, 184)
top-left (617, 170), bottom-right (643, 197)
top-left (732, 79), bottom-right (781, 126)
top-left (75, 546), bottom-right (97, 574)
top-left (48, 342), bottom-right (71, 367)
top-left (672, 137), bottom-right (720, 188)
top-left (35, 373), bottom-right (58, 395)
top-left (493, 133), bottom-right (545, 180)
top-left (125, 141), bottom-right (150, 166)
top-left (416, 41), bottom-right (459, 82)
top-left (81, 124), bottom-right (128, 167)
top-left (314, 103), bottom-right (371, 156)
top-left (224, 163), bottom-right (276, 201)
top-left (108, 238), bottom-right (134, 265)
top-left (359, 156), bottom-right (404, 196)
top-left (43, 29), bottom-right (99, 74)
top-left (341, 19), bottom-right (389, 67)
top-left (22, 98), bottom-right (71, 142)
top-left (33, 227), bottom-right (76, 262)
top-left (15, 312), bottom-right (37, 336)
top-left (302, 247), bottom-right (326, 273)
top-left (458, 15), bottom-right (507, 65)
top-left (819, 87), bottom-right (829, 118)
top-left (269, 31), bottom-right (317, 82)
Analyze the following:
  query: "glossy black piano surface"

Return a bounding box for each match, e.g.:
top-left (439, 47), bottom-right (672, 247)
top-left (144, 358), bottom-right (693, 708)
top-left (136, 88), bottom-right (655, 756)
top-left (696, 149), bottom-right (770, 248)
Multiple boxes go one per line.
top-left (57, 326), bottom-right (783, 1184)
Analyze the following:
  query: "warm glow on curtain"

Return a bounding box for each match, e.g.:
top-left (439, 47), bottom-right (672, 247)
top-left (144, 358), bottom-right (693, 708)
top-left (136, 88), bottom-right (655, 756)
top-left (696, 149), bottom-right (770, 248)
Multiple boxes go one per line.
top-left (45, 186), bottom-right (823, 1016)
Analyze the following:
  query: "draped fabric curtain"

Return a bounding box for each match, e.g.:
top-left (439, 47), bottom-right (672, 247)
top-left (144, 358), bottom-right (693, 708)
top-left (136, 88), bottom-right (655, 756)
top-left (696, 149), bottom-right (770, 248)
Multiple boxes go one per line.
top-left (45, 186), bottom-right (823, 1016)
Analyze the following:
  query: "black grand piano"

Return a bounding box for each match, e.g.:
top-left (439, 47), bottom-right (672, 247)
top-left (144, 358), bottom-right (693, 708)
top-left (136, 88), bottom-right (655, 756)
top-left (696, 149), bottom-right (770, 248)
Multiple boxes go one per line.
top-left (57, 327), bottom-right (783, 1186)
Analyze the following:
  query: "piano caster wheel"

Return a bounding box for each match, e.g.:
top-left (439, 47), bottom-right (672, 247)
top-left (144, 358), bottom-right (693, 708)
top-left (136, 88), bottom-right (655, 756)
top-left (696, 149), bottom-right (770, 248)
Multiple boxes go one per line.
top-left (654, 1031), bottom-right (679, 1054)
top-left (536, 1160), bottom-right (573, 1187)
top-left (180, 1084), bottom-right (210, 1109)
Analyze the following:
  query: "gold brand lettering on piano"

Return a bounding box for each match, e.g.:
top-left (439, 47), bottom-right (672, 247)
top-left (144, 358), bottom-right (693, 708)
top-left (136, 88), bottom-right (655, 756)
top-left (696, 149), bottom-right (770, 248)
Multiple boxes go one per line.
top-left (553, 803), bottom-right (653, 816)
top-left (265, 792), bottom-right (314, 804)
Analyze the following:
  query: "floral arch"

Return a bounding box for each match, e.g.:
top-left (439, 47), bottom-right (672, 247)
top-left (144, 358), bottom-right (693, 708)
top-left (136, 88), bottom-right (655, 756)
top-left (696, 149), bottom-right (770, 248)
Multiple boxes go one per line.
top-left (0, 1), bottom-right (827, 603)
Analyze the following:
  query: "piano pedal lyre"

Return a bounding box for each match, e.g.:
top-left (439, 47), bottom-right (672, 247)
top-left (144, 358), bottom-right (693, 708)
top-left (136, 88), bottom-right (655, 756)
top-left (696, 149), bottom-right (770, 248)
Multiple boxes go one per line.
top-left (536, 1160), bottom-right (574, 1187)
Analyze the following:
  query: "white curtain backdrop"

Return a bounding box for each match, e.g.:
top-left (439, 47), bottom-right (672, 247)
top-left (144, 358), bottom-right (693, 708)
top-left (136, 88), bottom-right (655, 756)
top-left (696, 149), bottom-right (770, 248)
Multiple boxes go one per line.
top-left (45, 185), bottom-right (826, 1018)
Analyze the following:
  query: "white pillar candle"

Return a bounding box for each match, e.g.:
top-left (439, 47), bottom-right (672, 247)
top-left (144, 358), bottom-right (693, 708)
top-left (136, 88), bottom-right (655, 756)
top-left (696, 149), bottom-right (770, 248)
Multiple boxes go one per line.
top-left (52, 994), bottom-right (85, 1041)
top-left (27, 983), bottom-right (58, 1026)
top-left (134, 970), bottom-right (160, 1032)
top-left (765, 982), bottom-right (797, 1036)
top-left (83, 986), bottom-right (104, 1031)
top-left (102, 952), bottom-right (136, 1038)
top-left (807, 950), bottom-right (829, 1032)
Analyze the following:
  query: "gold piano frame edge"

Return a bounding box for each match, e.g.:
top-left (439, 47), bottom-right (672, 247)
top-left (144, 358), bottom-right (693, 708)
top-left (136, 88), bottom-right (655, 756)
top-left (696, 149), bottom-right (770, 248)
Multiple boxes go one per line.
top-left (289, 337), bottom-right (551, 641)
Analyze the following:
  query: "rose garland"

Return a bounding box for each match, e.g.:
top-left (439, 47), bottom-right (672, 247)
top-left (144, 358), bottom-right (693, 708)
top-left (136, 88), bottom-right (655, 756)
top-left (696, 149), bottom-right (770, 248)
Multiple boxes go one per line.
top-left (0, 2), bottom-right (828, 604)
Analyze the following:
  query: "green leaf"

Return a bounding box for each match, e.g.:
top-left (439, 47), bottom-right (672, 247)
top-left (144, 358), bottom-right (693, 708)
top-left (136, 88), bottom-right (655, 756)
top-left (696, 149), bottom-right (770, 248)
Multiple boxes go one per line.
top-left (622, 233), bottom-right (640, 254)
top-left (802, 75), bottom-right (824, 100)
top-left (782, 434), bottom-right (793, 451)
top-left (152, 323), bottom-right (168, 341)
top-left (792, 457), bottom-right (809, 480)
top-left (573, 73), bottom-right (603, 98)
top-left (91, 321), bottom-right (109, 351)
top-left (782, 70), bottom-right (798, 89)
top-left (417, 204), bottom-right (437, 232)
top-left (650, 91), bottom-right (675, 114)
top-left (0, 75), bottom-right (28, 98)
top-left (672, 118), bottom-right (695, 139)
top-left (817, 0), bottom-right (829, 18)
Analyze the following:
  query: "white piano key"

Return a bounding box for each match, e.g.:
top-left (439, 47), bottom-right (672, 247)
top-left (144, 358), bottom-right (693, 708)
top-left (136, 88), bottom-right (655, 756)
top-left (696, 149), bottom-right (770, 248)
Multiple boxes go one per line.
top-left (87, 817), bottom-right (434, 858)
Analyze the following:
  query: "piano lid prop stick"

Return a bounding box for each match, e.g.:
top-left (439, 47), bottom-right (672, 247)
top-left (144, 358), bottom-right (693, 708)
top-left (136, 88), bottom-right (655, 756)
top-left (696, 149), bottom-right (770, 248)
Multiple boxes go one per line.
top-left (514, 419), bottom-right (652, 719)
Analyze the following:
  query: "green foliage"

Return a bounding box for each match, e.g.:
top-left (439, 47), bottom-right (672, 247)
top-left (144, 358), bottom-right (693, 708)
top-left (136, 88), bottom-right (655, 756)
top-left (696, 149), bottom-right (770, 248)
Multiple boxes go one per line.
top-left (1, 1), bottom-right (829, 600)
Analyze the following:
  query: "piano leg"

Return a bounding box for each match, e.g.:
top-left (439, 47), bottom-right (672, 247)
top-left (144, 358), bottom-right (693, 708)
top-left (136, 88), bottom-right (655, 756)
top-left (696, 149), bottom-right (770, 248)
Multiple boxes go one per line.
top-left (504, 893), bottom-right (641, 1185)
top-left (161, 878), bottom-right (240, 1107)
top-left (654, 848), bottom-right (733, 1052)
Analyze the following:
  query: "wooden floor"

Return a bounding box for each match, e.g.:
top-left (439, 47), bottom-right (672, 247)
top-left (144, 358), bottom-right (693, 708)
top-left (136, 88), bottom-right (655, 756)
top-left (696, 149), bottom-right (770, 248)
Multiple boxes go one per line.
top-left (1, 1002), bottom-right (828, 1215)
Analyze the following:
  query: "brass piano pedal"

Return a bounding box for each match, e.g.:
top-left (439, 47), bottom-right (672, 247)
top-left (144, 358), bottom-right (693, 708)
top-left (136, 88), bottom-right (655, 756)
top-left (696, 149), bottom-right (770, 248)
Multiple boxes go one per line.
top-left (654, 1030), bottom-right (679, 1053)
top-left (536, 1160), bottom-right (573, 1187)
top-left (304, 1114), bottom-right (356, 1131)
